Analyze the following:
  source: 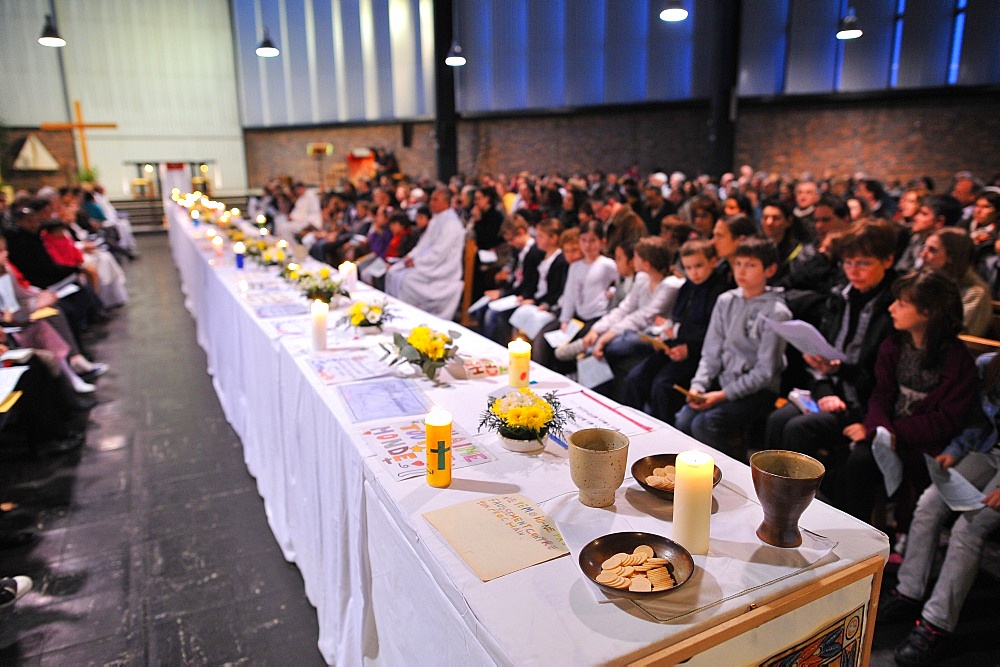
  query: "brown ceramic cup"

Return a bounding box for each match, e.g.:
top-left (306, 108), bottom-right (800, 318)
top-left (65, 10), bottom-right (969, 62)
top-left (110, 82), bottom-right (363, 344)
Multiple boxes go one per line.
top-left (750, 450), bottom-right (825, 548)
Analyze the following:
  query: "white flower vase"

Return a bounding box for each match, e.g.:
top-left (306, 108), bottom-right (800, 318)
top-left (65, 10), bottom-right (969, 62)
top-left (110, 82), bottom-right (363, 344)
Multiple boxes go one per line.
top-left (498, 433), bottom-right (547, 453)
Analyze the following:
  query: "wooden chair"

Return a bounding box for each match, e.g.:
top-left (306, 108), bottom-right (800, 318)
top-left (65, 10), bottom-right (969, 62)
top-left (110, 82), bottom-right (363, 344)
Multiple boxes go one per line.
top-left (460, 236), bottom-right (479, 326)
top-left (960, 334), bottom-right (1000, 355)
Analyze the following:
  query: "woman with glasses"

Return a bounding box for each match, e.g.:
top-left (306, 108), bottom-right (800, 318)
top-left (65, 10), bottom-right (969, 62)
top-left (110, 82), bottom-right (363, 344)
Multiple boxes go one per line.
top-left (764, 221), bottom-right (899, 500)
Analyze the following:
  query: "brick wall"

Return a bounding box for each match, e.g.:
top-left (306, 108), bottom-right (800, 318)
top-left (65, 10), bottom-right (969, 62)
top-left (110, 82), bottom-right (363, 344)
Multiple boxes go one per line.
top-left (239, 89), bottom-right (1000, 192)
top-left (735, 91), bottom-right (1000, 189)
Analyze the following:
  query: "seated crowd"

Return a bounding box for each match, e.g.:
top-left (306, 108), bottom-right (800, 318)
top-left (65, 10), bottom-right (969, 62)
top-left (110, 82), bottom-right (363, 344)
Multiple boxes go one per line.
top-left (0, 184), bottom-right (133, 618)
top-left (251, 163), bottom-right (1000, 664)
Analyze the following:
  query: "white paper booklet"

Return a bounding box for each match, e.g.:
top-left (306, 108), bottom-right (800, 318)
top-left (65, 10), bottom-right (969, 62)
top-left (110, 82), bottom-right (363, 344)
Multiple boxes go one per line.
top-left (763, 317), bottom-right (842, 361)
top-left (508, 304), bottom-right (556, 339)
top-left (487, 294), bottom-right (521, 313)
top-left (542, 319), bottom-right (583, 348)
top-left (576, 355), bottom-right (614, 389)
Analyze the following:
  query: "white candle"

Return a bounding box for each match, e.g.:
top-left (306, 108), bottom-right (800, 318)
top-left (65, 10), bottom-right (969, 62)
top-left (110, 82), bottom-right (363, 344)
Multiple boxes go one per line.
top-left (211, 235), bottom-right (224, 257)
top-left (673, 450), bottom-right (714, 555)
top-left (339, 261), bottom-right (358, 290)
top-left (277, 239), bottom-right (288, 251)
top-left (256, 214), bottom-right (267, 225)
top-left (260, 227), bottom-right (269, 238)
top-left (507, 338), bottom-right (531, 387)
top-left (311, 299), bottom-right (328, 351)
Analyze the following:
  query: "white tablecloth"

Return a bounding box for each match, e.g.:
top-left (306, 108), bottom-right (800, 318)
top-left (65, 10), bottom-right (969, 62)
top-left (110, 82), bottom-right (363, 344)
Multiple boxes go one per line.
top-left (167, 207), bottom-right (889, 665)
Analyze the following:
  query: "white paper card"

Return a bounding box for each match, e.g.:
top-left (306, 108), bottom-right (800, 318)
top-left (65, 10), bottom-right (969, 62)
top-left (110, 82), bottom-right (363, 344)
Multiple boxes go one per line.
top-left (508, 304), bottom-right (556, 339)
top-left (0, 366), bottom-right (30, 399)
top-left (872, 426), bottom-right (903, 497)
top-left (487, 294), bottom-right (521, 313)
top-left (467, 294), bottom-right (491, 314)
top-left (576, 355), bottom-right (615, 389)
top-left (477, 249), bottom-right (499, 264)
top-left (924, 454), bottom-right (986, 512)
top-left (542, 319), bottom-right (583, 348)
top-left (763, 317), bottom-right (842, 361)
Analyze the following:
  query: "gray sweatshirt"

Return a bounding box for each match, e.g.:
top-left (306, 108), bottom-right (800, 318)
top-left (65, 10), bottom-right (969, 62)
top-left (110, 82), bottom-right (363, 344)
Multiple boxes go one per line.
top-left (690, 287), bottom-right (791, 400)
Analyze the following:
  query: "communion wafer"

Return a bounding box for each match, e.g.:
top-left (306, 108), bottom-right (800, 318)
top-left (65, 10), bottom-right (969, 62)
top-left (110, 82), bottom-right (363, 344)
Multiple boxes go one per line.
top-left (597, 544), bottom-right (673, 593)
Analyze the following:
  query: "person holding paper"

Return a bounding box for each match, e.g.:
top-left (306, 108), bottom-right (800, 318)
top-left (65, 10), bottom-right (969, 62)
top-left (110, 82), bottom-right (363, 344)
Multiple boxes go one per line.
top-left (535, 220), bottom-right (617, 369)
top-left (480, 215), bottom-right (539, 342)
top-left (555, 237), bottom-right (680, 400)
top-left (879, 352), bottom-right (1000, 666)
top-left (624, 239), bottom-right (728, 423)
top-left (675, 238), bottom-right (791, 455)
top-left (765, 221), bottom-right (898, 488)
top-left (839, 270), bottom-right (976, 536)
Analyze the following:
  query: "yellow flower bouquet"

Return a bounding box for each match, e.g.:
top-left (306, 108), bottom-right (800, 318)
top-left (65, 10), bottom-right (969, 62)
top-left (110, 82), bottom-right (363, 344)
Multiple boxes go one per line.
top-left (381, 325), bottom-right (460, 382)
top-left (299, 272), bottom-right (349, 304)
top-left (478, 388), bottom-right (574, 446)
top-left (340, 299), bottom-right (393, 330)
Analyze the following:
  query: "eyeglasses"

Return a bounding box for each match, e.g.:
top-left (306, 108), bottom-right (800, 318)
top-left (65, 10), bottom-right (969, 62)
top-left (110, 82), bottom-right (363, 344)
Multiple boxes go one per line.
top-left (842, 258), bottom-right (878, 269)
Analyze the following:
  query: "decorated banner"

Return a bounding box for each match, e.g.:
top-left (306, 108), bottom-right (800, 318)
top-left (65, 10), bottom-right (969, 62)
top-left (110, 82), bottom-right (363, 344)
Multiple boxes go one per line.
top-left (361, 419), bottom-right (495, 481)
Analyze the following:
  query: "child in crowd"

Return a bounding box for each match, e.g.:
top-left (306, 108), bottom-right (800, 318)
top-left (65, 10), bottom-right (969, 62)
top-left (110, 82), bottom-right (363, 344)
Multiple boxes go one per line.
top-left (675, 237), bottom-right (791, 453)
top-left (609, 242), bottom-right (636, 309)
top-left (534, 220), bottom-right (617, 367)
top-left (840, 270), bottom-right (976, 534)
top-left (559, 227), bottom-right (583, 265)
top-left (556, 236), bottom-right (681, 400)
top-left (480, 216), bottom-right (539, 343)
top-left (384, 212), bottom-right (415, 260)
top-left (878, 352), bottom-right (1000, 665)
top-left (624, 239), bottom-right (728, 423)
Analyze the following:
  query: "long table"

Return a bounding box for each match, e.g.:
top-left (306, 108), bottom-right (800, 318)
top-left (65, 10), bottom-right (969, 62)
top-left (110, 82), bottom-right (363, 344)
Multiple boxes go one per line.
top-left (168, 208), bottom-right (889, 665)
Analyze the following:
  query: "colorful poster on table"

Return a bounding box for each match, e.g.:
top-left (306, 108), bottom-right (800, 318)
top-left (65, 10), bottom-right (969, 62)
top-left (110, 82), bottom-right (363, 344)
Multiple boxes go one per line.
top-left (304, 349), bottom-right (390, 384)
top-left (335, 377), bottom-right (431, 423)
top-left (361, 419), bottom-right (495, 481)
top-left (252, 302), bottom-right (310, 319)
top-left (557, 389), bottom-right (655, 436)
top-left (423, 493), bottom-right (568, 581)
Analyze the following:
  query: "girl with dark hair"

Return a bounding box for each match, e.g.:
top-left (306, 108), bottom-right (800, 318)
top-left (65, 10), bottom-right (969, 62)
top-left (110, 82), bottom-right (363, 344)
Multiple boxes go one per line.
top-left (920, 228), bottom-right (992, 336)
top-left (838, 270), bottom-right (976, 536)
top-left (723, 193), bottom-right (755, 224)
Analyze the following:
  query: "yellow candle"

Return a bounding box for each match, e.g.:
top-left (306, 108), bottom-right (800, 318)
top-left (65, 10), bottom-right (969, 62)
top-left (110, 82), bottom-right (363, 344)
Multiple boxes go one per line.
top-left (211, 234), bottom-right (224, 257)
top-left (673, 450), bottom-right (714, 555)
top-left (508, 338), bottom-right (531, 387)
top-left (311, 299), bottom-right (328, 351)
top-left (425, 406), bottom-right (453, 488)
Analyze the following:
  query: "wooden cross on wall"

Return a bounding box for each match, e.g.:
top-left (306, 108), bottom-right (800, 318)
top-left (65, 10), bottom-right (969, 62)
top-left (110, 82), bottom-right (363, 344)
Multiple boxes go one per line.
top-left (40, 99), bottom-right (117, 172)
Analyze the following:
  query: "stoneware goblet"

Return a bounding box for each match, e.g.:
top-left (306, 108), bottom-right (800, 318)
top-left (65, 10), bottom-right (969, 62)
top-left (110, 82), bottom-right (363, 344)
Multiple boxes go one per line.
top-left (569, 428), bottom-right (629, 508)
top-left (750, 450), bottom-right (825, 548)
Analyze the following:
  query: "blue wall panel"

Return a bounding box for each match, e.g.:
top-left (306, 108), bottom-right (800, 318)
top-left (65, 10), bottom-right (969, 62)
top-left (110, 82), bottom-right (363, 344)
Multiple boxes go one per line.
top-left (738, 0), bottom-right (789, 96)
top-left (526, 0), bottom-right (566, 109)
top-left (785, 0), bottom-right (840, 93)
top-left (564, 0), bottom-right (606, 107)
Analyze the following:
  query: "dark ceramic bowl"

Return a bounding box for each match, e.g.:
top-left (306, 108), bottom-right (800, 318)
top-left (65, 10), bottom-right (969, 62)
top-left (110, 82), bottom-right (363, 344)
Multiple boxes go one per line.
top-left (631, 453), bottom-right (723, 500)
top-left (579, 531), bottom-right (694, 599)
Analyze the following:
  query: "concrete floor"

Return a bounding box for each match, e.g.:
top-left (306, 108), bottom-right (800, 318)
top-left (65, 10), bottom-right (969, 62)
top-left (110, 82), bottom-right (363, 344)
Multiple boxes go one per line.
top-left (1, 233), bottom-right (998, 665)
top-left (0, 233), bottom-right (323, 665)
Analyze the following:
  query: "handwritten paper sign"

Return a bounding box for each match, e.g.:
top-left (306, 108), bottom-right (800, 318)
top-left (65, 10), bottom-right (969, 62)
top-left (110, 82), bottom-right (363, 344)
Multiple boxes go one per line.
top-left (252, 302), bottom-right (310, 319)
top-left (558, 389), bottom-right (655, 436)
top-left (361, 419), bottom-right (496, 481)
top-left (423, 493), bottom-right (568, 581)
top-left (304, 349), bottom-right (389, 384)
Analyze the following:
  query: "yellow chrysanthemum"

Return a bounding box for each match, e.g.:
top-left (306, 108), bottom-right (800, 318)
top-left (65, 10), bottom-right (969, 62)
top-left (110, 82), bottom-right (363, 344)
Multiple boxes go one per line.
top-left (318, 266), bottom-right (331, 279)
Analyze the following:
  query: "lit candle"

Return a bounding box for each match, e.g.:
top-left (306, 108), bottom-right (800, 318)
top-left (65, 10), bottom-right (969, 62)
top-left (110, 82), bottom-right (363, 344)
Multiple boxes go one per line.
top-left (338, 261), bottom-right (358, 290)
top-left (233, 241), bottom-right (245, 269)
top-left (277, 239), bottom-right (288, 252)
top-left (191, 209), bottom-right (201, 227)
top-left (260, 226), bottom-right (269, 238)
top-left (673, 450), bottom-right (714, 555)
top-left (211, 235), bottom-right (224, 257)
top-left (508, 338), bottom-right (531, 387)
top-left (205, 227), bottom-right (216, 239)
top-left (230, 207), bottom-right (241, 217)
top-left (425, 406), bottom-right (453, 488)
top-left (256, 213), bottom-right (267, 224)
top-left (311, 299), bottom-right (328, 351)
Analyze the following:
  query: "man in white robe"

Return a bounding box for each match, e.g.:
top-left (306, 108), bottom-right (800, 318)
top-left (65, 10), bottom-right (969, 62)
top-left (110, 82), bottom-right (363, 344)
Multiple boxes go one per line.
top-left (93, 184), bottom-right (137, 253)
top-left (385, 188), bottom-right (464, 319)
top-left (282, 182), bottom-right (322, 240)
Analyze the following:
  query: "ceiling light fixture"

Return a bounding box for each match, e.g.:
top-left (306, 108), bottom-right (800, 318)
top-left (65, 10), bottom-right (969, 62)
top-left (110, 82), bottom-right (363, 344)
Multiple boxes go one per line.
top-left (836, 7), bottom-right (863, 40)
top-left (38, 14), bottom-right (65, 47)
top-left (256, 27), bottom-right (280, 57)
top-left (445, 40), bottom-right (466, 67)
top-left (659, 0), bottom-right (689, 22)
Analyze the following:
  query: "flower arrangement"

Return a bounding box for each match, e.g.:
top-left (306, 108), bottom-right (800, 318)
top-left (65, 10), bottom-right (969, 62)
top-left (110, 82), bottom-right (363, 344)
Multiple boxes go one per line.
top-left (245, 240), bottom-right (266, 259)
top-left (341, 299), bottom-right (393, 329)
top-left (381, 326), bottom-right (461, 382)
top-left (225, 228), bottom-right (245, 243)
top-left (478, 388), bottom-right (574, 445)
top-left (259, 247), bottom-right (286, 266)
top-left (298, 272), bottom-right (349, 303)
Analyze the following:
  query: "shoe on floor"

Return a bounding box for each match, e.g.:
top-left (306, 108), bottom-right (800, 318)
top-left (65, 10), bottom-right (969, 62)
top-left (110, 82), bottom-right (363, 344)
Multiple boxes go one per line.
top-left (877, 588), bottom-right (921, 625)
top-left (0, 576), bottom-right (32, 607)
top-left (70, 373), bottom-right (96, 394)
top-left (74, 361), bottom-right (109, 379)
top-left (894, 618), bottom-right (950, 665)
